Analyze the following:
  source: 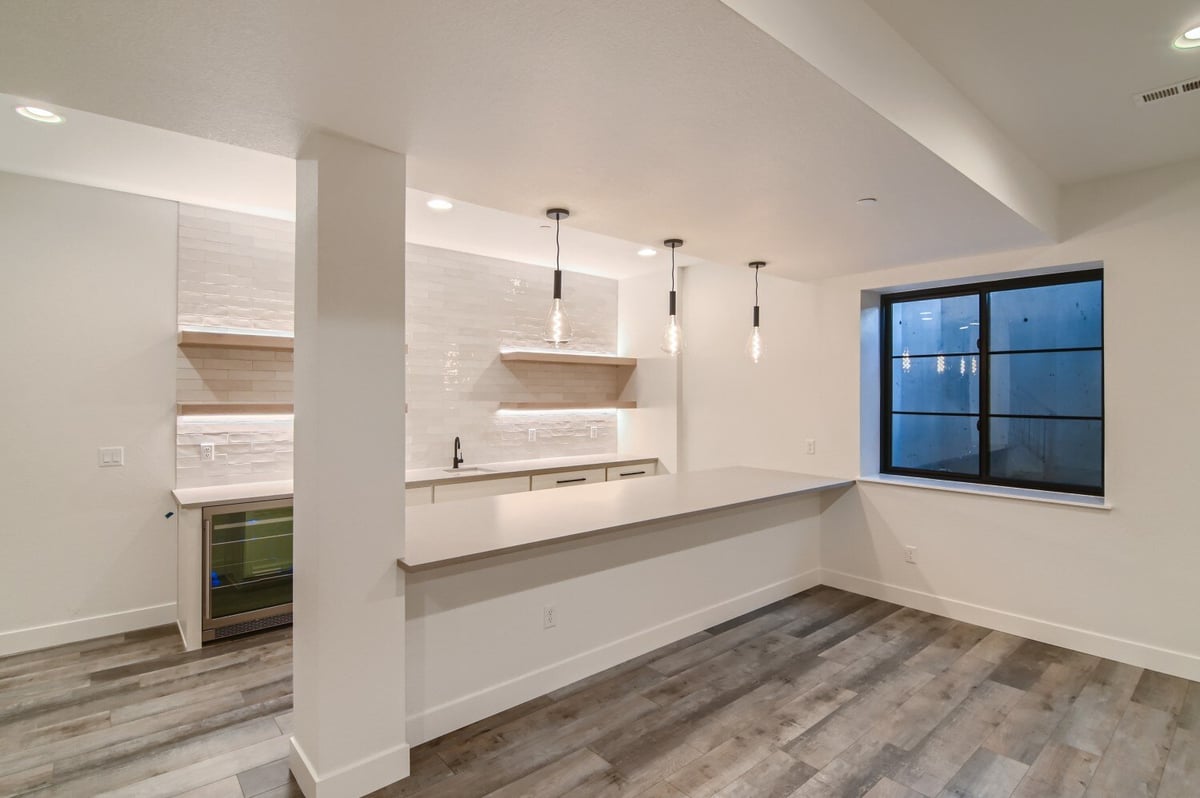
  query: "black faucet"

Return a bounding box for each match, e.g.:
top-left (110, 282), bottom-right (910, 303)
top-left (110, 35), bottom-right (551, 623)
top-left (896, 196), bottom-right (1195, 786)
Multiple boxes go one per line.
top-left (452, 436), bottom-right (464, 469)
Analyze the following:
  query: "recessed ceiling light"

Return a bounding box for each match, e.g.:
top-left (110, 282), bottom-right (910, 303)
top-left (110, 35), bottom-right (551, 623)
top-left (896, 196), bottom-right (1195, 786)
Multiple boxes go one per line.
top-left (856, 197), bottom-right (878, 205)
top-left (15, 105), bottom-right (64, 124)
top-left (637, 247), bottom-right (657, 257)
top-left (1174, 25), bottom-right (1200, 49)
top-left (425, 198), bottom-right (453, 211)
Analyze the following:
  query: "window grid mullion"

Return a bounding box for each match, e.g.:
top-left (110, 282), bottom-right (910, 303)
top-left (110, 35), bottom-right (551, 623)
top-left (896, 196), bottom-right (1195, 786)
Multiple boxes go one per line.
top-left (979, 289), bottom-right (991, 483)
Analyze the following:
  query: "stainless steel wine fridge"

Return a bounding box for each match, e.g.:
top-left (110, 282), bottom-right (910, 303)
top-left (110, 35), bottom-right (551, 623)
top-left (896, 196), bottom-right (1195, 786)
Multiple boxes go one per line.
top-left (202, 498), bottom-right (293, 642)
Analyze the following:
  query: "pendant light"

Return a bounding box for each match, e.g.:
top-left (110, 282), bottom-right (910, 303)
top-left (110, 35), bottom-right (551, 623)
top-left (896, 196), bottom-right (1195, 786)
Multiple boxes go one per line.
top-left (543, 208), bottom-right (573, 345)
top-left (746, 262), bottom-right (766, 364)
top-left (661, 238), bottom-right (684, 355)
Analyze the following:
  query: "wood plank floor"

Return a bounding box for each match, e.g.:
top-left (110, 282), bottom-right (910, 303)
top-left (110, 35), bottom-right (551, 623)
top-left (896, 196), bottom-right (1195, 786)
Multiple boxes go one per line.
top-left (4, 587), bottom-right (1199, 797)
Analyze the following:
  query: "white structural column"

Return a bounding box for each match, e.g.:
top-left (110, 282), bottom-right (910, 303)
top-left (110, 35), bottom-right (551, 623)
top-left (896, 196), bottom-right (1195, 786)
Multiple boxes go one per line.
top-left (289, 132), bottom-right (408, 797)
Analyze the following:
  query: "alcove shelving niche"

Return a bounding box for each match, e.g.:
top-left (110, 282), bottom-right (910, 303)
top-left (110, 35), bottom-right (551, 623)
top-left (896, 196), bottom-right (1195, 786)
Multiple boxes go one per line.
top-left (177, 329), bottom-right (295, 415)
top-left (497, 350), bottom-right (638, 411)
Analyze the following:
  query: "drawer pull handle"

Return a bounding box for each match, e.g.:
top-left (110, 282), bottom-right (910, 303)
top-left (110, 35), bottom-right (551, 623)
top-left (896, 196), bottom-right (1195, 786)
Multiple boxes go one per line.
top-left (556, 477), bottom-right (587, 484)
top-left (619, 471), bottom-right (646, 477)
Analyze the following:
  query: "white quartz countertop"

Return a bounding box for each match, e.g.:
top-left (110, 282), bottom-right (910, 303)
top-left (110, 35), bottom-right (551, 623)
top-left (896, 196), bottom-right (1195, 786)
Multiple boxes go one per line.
top-left (172, 480), bottom-right (295, 509)
top-left (399, 467), bottom-right (853, 570)
top-left (171, 453), bottom-right (659, 507)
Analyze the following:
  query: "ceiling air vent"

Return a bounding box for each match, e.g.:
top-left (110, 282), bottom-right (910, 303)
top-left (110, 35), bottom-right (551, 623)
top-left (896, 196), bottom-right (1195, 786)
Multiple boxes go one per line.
top-left (1134, 77), bottom-right (1200, 105)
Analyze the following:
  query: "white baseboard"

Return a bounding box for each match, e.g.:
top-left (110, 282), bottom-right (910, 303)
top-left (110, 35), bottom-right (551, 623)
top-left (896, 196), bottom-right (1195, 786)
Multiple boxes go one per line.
top-left (0, 602), bottom-right (177, 657)
top-left (821, 569), bottom-right (1200, 682)
top-left (289, 736), bottom-right (409, 798)
top-left (405, 568), bottom-right (822, 745)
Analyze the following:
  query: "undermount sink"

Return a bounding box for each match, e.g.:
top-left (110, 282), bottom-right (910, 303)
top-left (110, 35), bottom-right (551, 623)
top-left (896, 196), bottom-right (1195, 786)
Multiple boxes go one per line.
top-left (443, 466), bottom-right (494, 474)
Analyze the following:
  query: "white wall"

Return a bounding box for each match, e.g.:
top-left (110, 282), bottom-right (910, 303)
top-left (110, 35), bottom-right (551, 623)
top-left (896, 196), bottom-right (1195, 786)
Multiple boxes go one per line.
top-left (815, 158), bottom-right (1200, 679)
top-left (0, 172), bottom-right (178, 654)
top-left (684, 157), bottom-right (1200, 679)
top-left (680, 263), bottom-right (825, 473)
top-left (405, 494), bottom-right (823, 744)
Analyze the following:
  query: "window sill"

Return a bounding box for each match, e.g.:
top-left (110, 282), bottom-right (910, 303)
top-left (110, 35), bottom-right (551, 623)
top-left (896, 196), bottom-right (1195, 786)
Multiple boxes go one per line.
top-left (857, 474), bottom-right (1112, 510)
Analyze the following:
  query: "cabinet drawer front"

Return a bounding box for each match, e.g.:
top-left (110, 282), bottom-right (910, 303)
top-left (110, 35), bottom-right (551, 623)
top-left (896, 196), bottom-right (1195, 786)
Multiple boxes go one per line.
top-left (405, 486), bottom-right (433, 506)
top-left (433, 475), bottom-right (531, 502)
top-left (530, 468), bottom-right (606, 490)
top-left (606, 463), bottom-right (657, 480)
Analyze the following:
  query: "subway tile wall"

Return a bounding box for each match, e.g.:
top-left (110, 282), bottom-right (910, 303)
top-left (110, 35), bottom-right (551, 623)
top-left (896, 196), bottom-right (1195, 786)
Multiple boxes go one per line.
top-left (177, 346), bottom-right (294, 404)
top-left (405, 244), bottom-right (620, 469)
top-left (175, 209), bottom-right (622, 485)
top-left (177, 416), bottom-right (293, 487)
top-left (177, 204), bottom-right (295, 332)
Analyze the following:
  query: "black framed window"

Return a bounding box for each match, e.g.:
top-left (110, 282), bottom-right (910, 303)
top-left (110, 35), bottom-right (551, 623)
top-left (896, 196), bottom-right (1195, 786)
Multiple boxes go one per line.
top-left (881, 269), bottom-right (1103, 495)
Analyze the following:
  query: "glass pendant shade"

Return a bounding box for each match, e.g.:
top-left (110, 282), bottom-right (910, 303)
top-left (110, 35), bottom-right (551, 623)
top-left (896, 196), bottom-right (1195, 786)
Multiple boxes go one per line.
top-left (661, 315), bottom-right (683, 355)
top-left (746, 324), bottom-right (764, 363)
top-left (544, 297), bottom-right (573, 345)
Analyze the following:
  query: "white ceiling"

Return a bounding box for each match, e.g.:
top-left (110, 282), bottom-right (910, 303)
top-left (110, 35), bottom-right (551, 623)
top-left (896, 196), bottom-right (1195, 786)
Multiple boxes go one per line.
top-left (0, 0), bottom-right (1052, 280)
top-left (0, 90), bottom-right (686, 280)
top-left (865, 0), bottom-right (1200, 184)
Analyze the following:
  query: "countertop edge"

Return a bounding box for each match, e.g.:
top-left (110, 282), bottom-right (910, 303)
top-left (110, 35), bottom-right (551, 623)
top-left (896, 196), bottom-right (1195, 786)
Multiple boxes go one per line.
top-left (398, 473), bottom-right (854, 571)
top-left (404, 456), bottom-right (659, 488)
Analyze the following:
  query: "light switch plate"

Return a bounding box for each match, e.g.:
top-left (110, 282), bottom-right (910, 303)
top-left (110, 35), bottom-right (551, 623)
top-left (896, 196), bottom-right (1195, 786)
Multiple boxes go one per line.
top-left (98, 446), bottom-right (124, 467)
top-left (528, 429), bottom-right (537, 442)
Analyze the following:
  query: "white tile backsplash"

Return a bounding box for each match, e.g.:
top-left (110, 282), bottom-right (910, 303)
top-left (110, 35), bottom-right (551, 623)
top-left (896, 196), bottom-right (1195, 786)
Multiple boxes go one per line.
top-left (404, 244), bottom-right (620, 469)
top-left (175, 210), bottom-right (623, 485)
top-left (177, 204), bottom-right (295, 332)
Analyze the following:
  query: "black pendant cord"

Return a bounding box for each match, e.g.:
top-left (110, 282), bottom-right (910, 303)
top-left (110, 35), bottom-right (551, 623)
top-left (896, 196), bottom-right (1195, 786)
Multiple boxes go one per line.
top-left (668, 245), bottom-right (677, 315)
top-left (553, 215), bottom-right (563, 300)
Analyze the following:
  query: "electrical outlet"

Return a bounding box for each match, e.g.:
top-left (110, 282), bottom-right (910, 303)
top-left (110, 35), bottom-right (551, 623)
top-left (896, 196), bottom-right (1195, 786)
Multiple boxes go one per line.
top-left (805, 438), bottom-right (816, 455)
top-left (97, 447), bottom-right (124, 467)
top-left (904, 546), bottom-right (917, 564)
top-left (200, 443), bottom-right (216, 462)
top-left (543, 604), bottom-right (557, 629)
top-left (528, 429), bottom-right (537, 442)
top-left (590, 426), bottom-right (598, 439)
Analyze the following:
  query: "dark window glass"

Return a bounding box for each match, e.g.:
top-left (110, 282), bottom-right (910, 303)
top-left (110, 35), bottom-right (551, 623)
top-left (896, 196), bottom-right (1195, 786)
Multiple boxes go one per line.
top-left (891, 294), bottom-right (979, 356)
top-left (990, 280), bottom-right (1102, 351)
top-left (891, 415), bottom-right (980, 474)
top-left (892, 353), bottom-right (980, 414)
top-left (989, 418), bottom-right (1103, 490)
top-left (883, 270), bottom-right (1103, 495)
top-left (990, 351), bottom-right (1103, 417)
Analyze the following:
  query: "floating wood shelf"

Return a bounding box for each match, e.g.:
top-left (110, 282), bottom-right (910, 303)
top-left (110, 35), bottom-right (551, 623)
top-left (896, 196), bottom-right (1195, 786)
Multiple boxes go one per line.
top-left (177, 402), bottom-right (294, 416)
top-left (500, 351), bottom-right (636, 367)
top-left (178, 330), bottom-right (294, 351)
top-left (497, 401), bottom-right (637, 411)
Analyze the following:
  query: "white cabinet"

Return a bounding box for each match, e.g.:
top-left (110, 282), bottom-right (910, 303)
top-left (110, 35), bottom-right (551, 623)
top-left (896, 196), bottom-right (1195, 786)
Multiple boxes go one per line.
top-left (606, 462), bottom-right (656, 481)
top-left (405, 486), bottom-right (433, 506)
top-left (434, 475), bottom-right (531, 502)
top-left (531, 468), bottom-right (606, 491)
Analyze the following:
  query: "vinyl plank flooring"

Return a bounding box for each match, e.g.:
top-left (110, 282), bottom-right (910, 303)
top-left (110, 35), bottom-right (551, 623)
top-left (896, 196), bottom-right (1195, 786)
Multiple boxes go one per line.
top-left (6, 587), bottom-right (1199, 798)
top-left (1157, 725), bottom-right (1200, 798)
top-left (480, 747), bottom-right (611, 798)
top-left (937, 747), bottom-right (1028, 798)
top-left (862, 777), bottom-right (926, 798)
top-left (888, 679), bottom-right (1025, 796)
top-left (1009, 742), bottom-right (1099, 798)
top-left (710, 749), bottom-right (816, 798)
top-left (904, 622), bottom-right (993, 675)
top-left (1053, 658), bottom-right (1143, 756)
top-left (1130, 669), bottom-right (1190, 716)
top-left (664, 734), bottom-right (774, 798)
top-left (1082, 702), bottom-right (1173, 798)
top-left (984, 661), bottom-right (1095, 765)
